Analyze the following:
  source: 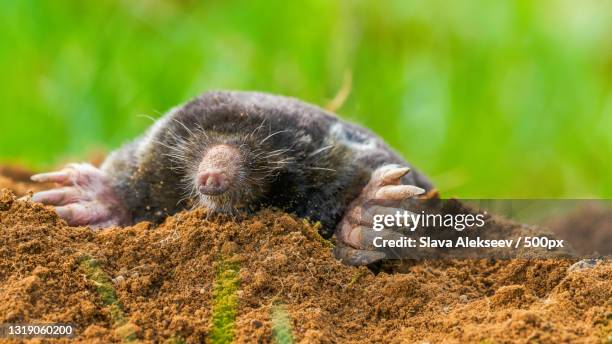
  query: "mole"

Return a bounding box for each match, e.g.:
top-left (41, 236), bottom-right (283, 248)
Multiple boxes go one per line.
top-left (31, 91), bottom-right (434, 265)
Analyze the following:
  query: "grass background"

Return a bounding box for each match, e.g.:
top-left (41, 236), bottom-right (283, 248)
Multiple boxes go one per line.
top-left (0, 0), bottom-right (611, 198)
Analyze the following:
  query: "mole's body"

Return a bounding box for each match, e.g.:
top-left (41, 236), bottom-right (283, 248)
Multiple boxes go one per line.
top-left (32, 91), bottom-right (432, 265)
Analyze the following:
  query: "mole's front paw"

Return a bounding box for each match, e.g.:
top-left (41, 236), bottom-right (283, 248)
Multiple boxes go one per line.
top-left (30, 163), bottom-right (128, 228)
top-left (334, 164), bottom-right (425, 266)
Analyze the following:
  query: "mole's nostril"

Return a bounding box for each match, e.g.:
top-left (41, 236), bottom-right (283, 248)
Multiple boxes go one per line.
top-left (198, 171), bottom-right (229, 195)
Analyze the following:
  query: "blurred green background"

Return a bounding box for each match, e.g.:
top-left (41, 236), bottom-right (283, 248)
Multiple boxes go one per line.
top-left (1, 0), bottom-right (611, 198)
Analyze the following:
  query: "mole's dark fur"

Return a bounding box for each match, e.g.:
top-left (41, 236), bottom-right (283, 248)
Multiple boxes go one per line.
top-left (100, 91), bottom-right (432, 237)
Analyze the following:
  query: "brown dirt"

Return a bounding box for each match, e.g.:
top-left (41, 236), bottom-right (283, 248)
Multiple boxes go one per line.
top-left (543, 202), bottom-right (612, 256)
top-left (0, 165), bottom-right (48, 197)
top-left (0, 171), bottom-right (610, 343)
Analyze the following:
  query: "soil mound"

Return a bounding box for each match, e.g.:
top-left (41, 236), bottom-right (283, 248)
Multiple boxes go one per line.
top-left (0, 172), bottom-right (610, 343)
top-left (544, 202), bottom-right (612, 256)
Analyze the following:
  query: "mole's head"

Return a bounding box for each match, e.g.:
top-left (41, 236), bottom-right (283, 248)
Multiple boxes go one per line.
top-left (165, 125), bottom-right (294, 215)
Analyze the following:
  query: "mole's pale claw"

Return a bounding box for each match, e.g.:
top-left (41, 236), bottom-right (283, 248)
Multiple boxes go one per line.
top-left (337, 224), bottom-right (369, 248)
top-left (375, 185), bottom-right (425, 200)
top-left (55, 202), bottom-right (112, 227)
top-left (31, 171), bottom-right (71, 184)
top-left (30, 163), bottom-right (128, 229)
top-left (337, 218), bottom-right (408, 250)
top-left (55, 203), bottom-right (89, 226)
top-left (31, 187), bottom-right (79, 206)
top-left (333, 243), bottom-right (386, 266)
top-left (382, 167), bottom-right (411, 184)
top-left (335, 164), bottom-right (427, 265)
top-left (362, 206), bottom-right (414, 226)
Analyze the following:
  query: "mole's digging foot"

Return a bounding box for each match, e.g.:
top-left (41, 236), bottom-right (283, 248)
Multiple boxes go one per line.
top-left (334, 164), bottom-right (425, 266)
top-left (31, 163), bottom-right (128, 228)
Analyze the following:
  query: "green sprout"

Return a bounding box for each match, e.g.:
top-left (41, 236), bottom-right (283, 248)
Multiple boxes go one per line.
top-left (210, 259), bottom-right (240, 344)
top-left (79, 255), bottom-right (139, 343)
top-left (271, 303), bottom-right (295, 344)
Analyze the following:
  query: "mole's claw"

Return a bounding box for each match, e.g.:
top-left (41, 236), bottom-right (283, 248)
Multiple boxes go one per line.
top-left (55, 203), bottom-right (90, 226)
top-left (333, 243), bottom-right (386, 266)
top-left (31, 187), bottom-right (79, 206)
top-left (338, 219), bottom-right (408, 250)
top-left (337, 223), bottom-right (369, 248)
top-left (55, 202), bottom-right (114, 227)
top-left (362, 206), bottom-right (414, 226)
top-left (31, 171), bottom-right (71, 184)
top-left (375, 185), bottom-right (424, 200)
top-left (382, 166), bottom-right (411, 184)
top-left (335, 164), bottom-right (426, 265)
top-left (31, 163), bottom-right (129, 229)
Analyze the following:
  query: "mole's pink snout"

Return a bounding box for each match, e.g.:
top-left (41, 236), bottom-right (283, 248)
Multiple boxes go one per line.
top-left (198, 170), bottom-right (229, 195)
top-left (197, 144), bottom-right (241, 196)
